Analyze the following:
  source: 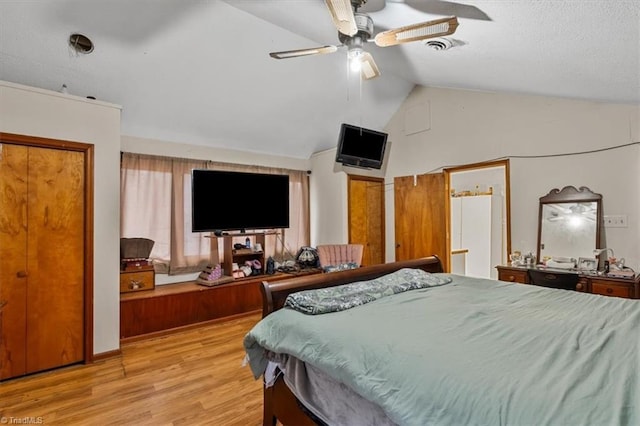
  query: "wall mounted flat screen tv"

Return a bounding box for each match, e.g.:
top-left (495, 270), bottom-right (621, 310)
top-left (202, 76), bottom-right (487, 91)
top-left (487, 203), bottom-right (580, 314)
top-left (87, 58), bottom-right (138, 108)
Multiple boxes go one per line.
top-left (191, 170), bottom-right (289, 233)
top-left (335, 123), bottom-right (388, 169)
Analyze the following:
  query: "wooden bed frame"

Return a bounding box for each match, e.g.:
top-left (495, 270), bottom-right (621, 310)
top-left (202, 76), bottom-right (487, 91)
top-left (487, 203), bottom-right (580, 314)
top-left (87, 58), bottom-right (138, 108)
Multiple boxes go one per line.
top-left (259, 256), bottom-right (444, 426)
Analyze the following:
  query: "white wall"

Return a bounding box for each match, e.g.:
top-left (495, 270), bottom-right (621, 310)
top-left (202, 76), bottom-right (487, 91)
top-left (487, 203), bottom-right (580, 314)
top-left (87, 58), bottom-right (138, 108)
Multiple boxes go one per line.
top-left (0, 81), bottom-right (122, 355)
top-left (311, 86), bottom-right (640, 268)
top-left (309, 149), bottom-right (348, 246)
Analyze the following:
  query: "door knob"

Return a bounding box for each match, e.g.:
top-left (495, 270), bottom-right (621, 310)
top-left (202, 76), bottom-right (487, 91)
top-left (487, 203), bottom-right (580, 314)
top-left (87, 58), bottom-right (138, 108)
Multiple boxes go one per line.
top-left (16, 270), bottom-right (28, 278)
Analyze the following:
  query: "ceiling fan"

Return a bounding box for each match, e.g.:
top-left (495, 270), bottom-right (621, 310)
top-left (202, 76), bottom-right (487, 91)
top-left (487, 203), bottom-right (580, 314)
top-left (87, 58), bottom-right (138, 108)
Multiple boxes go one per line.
top-left (269, 0), bottom-right (459, 80)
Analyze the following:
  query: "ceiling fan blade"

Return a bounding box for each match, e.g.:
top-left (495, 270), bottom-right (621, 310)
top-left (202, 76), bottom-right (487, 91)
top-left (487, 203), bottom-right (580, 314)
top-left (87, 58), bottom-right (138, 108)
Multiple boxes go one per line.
top-left (269, 45), bottom-right (338, 59)
top-left (325, 0), bottom-right (358, 36)
top-left (374, 16), bottom-right (459, 47)
top-left (360, 52), bottom-right (380, 80)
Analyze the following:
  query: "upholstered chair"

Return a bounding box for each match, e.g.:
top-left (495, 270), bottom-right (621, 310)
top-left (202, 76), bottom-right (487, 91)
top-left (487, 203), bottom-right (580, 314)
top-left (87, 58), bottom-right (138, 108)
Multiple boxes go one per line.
top-left (316, 244), bottom-right (364, 272)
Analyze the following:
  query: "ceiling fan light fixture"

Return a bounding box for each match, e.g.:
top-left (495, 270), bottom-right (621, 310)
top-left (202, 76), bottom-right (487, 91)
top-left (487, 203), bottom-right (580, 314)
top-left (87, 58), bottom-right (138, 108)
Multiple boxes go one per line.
top-left (359, 52), bottom-right (380, 80)
top-left (268, 4), bottom-right (456, 80)
top-left (347, 47), bottom-right (363, 59)
top-left (348, 47), bottom-right (363, 72)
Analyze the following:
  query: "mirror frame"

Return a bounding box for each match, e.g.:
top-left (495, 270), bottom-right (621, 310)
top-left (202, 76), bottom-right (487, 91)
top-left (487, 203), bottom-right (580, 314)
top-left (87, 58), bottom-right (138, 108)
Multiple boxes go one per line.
top-left (536, 186), bottom-right (603, 263)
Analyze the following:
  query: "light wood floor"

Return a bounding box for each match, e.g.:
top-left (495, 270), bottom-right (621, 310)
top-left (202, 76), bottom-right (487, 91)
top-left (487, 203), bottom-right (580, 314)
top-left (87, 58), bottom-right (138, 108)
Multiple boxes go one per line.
top-left (1, 313), bottom-right (264, 425)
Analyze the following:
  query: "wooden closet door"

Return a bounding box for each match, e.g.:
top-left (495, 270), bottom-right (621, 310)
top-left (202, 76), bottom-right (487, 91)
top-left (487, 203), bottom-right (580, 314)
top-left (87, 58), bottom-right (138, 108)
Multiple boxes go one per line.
top-left (0, 144), bottom-right (29, 379)
top-left (394, 173), bottom-right (447, 271)
top-left (348, 176), bottom-right (385, 266)
top-left (26, 147), bottom-right (85, 373)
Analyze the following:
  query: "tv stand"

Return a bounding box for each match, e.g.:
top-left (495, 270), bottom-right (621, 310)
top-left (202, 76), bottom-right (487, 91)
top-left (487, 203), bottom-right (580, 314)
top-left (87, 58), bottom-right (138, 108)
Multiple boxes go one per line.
top-left (213, 231), bottom-right (279, 277)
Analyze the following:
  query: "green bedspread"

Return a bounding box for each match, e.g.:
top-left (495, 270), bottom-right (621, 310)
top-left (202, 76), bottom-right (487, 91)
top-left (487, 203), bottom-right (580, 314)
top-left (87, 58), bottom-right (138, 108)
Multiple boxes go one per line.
top-left (244, 273), bottom-right (640, 425)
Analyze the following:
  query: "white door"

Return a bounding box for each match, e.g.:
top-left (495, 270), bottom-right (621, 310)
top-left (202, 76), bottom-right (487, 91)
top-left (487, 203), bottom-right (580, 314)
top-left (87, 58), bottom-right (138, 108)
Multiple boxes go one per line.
top-left (461, 196), bottom-right (492, 278)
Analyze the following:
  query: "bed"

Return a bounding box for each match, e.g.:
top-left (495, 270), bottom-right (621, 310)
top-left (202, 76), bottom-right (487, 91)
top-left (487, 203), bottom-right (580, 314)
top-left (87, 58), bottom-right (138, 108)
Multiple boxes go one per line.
top-left (244, 256), bottom-right (640, 425)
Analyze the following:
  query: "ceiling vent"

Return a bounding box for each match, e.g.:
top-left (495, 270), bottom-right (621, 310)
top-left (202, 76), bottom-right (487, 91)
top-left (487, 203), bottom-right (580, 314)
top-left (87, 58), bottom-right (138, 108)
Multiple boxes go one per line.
top-left (69, 33), bottom-right (94, 54)
top-left (424, 38), bottom-right (453, 51)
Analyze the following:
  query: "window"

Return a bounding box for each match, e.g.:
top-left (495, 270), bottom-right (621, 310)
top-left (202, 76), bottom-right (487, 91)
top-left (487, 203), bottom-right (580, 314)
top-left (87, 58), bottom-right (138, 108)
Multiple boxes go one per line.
top-left (120, 153), bottom-right (309, 275)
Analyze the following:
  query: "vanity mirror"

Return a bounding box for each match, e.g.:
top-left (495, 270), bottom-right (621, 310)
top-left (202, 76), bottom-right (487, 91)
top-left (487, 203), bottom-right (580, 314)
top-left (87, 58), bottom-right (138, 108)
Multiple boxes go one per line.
top-left (537, 186), bottom-right (602, 264)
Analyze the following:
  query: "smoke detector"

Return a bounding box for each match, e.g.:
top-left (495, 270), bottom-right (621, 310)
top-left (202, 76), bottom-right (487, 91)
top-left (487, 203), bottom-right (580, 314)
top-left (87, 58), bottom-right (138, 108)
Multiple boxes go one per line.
top-left (424, 37), bottom-right (453, 51)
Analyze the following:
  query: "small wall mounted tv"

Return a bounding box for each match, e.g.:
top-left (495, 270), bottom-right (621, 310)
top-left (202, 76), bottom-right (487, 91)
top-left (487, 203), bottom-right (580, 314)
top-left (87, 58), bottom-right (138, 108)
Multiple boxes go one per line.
top-left (335, 123), bottom-right (388, 169)
top-left (191, 170), bottom-right (289, 233)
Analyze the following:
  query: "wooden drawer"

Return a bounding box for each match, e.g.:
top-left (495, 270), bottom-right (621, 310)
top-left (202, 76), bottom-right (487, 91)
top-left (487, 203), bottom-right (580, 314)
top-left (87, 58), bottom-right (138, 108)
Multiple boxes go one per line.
top-left (591, 280), bottom-right (633, 299)
top-left (120, 269), bottom-right (155, 293)
top-left (575, 277), bottom-right (589, 293)
top-left (497, 268), bottom-right (528, 284)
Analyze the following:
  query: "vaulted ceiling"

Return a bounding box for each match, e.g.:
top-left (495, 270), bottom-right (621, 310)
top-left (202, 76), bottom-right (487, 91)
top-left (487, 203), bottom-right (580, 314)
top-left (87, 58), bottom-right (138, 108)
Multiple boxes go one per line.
top-left (1, 1), bottom-right (638, 159)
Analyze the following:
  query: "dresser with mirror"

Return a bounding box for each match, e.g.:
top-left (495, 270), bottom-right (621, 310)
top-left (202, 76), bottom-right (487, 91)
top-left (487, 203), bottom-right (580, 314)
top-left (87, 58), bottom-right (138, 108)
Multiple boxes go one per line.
top-left (496, 186), bottom-right (639, 299)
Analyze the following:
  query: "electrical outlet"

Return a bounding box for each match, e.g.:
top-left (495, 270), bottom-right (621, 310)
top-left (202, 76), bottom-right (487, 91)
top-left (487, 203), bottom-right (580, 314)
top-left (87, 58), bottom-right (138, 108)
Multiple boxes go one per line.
top-left (604, 214), bottom-right (628, 228)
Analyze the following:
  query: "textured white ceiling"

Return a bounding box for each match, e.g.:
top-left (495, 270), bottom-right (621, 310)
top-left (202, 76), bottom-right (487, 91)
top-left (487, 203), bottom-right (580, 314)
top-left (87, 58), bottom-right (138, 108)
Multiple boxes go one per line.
top-left (0, 0), bottom-right (638, 159)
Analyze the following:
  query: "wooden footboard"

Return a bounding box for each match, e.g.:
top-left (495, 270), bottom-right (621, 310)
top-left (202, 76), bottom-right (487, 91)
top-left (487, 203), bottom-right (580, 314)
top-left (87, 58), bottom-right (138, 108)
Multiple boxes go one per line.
top-left (259, 256), bottom-right (443, 425)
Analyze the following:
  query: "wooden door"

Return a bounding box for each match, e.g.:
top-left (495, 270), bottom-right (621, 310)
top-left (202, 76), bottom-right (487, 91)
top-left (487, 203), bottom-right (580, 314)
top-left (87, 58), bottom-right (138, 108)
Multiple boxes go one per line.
top-left (0, 144), bottom-right (29, 378)
top-left (348, 176), bottom-right (385, 266)
top-left (394, 173), bottom-right (447, 271)
top-left (27, 146), bottom-right (85, 372)
top-left (0, 142), bottom-right (85, 379)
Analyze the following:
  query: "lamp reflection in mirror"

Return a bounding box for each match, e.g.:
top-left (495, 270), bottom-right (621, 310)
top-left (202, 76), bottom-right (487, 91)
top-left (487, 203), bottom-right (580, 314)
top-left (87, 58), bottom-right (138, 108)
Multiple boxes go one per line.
top-left (540, 201), bottom-right (598, 260)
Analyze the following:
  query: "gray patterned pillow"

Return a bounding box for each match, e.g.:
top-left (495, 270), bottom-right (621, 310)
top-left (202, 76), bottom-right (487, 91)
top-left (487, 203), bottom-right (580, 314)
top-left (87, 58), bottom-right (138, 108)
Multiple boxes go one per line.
top-left (284, 268), bottom-right (451, 315)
